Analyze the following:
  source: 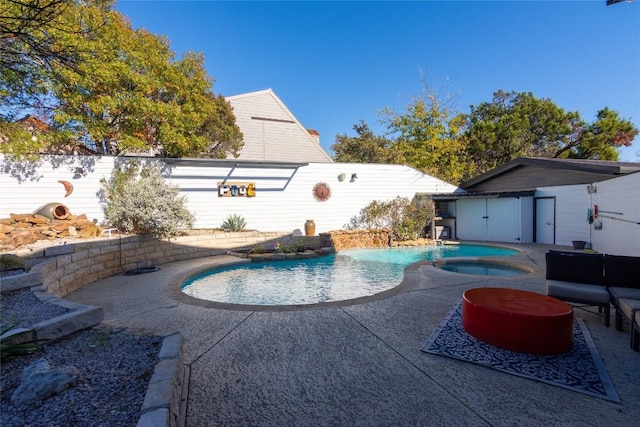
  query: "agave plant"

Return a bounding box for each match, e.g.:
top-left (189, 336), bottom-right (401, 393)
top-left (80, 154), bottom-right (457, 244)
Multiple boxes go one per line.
top-left (1, 323), bottom-right (42, 361)
top-left (221, 214), bottom-right (247, 232)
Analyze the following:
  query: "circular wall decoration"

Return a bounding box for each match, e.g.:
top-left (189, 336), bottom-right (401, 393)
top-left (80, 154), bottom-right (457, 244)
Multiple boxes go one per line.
top-left (313, 182), bottom-right (331, 201)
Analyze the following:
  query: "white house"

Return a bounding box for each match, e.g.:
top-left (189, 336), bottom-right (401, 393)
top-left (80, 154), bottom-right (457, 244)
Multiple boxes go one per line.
top-left (225, 89), bottom-right (334, 163)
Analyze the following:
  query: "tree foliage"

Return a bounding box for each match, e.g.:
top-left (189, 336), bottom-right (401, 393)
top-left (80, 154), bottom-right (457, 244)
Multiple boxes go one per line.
top-left (0, 0), bottom-right (243, 159)
top-left (0, 0), bottom-right (110, 115)
top-left (383, 86), bottom-right (467, 184)
top-left (332, 120), bottom-right (396, 163)
top-left (332, 85), bottom-right (638, 184)
top-left (100, 162), bottom-right (195, 239)
top-left (459, 90), bottom-right (638, 177)
top-left (568, 107), bottom-right (638, 160)
top-left (331, 83), bottom-right (467, 184)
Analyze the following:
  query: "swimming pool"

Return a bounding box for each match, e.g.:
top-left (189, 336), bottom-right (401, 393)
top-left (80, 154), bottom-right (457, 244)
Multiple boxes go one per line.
top-left (180, 244), bottom-right (519, 306)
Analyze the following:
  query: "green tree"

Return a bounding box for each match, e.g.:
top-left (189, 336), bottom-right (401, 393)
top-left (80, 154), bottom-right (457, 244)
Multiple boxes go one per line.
top-left (1, 0), bottom-right (243, 159)
top-left (460, 90), bottom-right (638, 176)
top-left (50, 8), bottom-right (243, 157)
top-left (563, 108), bottom-right (638, 160)
top-left (0, 0), bottom-right (110, 116)
top-left (331, 120), bottom-right (396, 163)
top-left (459, 90), bottom-right (579, 175)
top-left (383, 85), bottom-right (466, 184)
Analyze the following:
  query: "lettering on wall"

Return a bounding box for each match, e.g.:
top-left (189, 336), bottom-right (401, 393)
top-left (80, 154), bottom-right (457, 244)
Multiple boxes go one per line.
top-left (218, 182), bottom-right (256, 197)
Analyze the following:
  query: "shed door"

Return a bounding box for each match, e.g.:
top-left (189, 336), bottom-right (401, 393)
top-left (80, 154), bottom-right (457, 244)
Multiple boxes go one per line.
top-left (535, 197), bottom-right (555, 244)
top-left (456, 199), bottom-right (488, 241)
top-left (487, 198), bottom-right (520, 242)
top-left (456, 198), bottom-right (521, 242)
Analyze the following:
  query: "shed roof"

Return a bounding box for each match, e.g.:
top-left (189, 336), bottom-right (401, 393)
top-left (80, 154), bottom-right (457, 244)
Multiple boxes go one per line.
top-left (459, 157), bottom-right (640, 192)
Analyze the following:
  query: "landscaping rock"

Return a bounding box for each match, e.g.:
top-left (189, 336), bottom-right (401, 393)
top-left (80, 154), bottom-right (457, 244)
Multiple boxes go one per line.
top-left (11, 358), bottom-right (79, 407)
top-left (0, 213), bottom-right (101, 249)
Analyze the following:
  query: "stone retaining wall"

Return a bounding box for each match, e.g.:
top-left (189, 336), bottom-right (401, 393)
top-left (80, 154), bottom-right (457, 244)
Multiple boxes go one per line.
top-left (3, 231), bottom-right (301, 298)
top-left (321, 229), bottom-right (394, 251)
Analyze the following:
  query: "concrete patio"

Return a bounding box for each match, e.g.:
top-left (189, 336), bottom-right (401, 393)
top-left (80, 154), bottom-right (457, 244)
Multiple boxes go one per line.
top-left (64, 243), bottom-right (640, 426)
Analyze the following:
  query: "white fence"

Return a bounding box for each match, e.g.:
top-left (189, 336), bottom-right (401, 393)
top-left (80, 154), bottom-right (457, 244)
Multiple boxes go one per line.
top-left (0, 155), bottom-right (459, 234)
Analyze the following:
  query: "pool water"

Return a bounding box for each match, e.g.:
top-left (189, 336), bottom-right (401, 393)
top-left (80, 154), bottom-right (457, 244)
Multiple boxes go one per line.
top-left (181, 244), bottom-right (519, 306)
top-left (438, 261), bottom-right (527, 276)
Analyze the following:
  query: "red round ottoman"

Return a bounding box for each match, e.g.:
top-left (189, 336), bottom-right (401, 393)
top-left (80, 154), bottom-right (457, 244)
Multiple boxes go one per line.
top-left (462, 287), bottom-right (573, 354)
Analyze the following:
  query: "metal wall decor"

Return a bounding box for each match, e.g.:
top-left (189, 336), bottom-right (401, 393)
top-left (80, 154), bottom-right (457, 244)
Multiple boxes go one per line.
top-left (313, 182), bottom-right (331, 201)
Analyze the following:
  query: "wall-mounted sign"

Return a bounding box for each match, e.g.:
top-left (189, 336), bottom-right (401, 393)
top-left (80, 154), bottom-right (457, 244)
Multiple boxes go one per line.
top-left (218, 182), bottom-right (256, 197)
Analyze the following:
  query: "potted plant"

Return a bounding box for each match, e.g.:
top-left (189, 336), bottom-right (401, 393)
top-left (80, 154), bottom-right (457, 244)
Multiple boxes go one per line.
top-left (572, 240), bottom-right (587, 250)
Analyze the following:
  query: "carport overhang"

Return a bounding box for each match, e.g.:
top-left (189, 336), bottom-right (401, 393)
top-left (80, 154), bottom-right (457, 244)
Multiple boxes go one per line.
top-left (427, 190), bottom-right (536, 201)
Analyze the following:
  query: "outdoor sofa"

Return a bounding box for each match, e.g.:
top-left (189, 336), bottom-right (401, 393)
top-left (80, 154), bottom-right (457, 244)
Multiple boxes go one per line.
top-left (545, 251), bottom-right (640, 350)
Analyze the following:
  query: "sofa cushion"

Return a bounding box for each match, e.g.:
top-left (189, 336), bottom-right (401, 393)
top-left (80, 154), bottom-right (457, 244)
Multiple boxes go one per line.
top-left (608, 287), bottom-right (640, 304)
top-left (604, 255), bottom-right (640, 288)
top-left (618, 298), bottom-right (640, 320)
top-left (545, 251), bottom-right (605, 285)
top-left (546, 280), bottom-right (610, 304)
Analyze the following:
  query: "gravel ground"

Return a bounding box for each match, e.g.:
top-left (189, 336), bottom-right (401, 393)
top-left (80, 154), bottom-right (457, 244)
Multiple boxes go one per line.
top-left (1, 288), bottom-right (162, 427)
top-left (1, 289), bottom-right (71, 328)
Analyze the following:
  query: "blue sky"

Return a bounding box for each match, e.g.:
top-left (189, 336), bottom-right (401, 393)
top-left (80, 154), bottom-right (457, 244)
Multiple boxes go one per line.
top-left (117, 1), bottom-right (640, 161)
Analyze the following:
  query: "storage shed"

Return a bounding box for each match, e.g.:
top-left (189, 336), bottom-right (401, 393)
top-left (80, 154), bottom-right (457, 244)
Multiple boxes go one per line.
top-left (429, 157), bottom-right (640, 245)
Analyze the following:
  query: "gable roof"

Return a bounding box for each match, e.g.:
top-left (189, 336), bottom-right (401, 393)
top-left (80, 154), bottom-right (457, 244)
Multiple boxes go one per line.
top-left (225, 89), bottom-right (333, 163)
top-left (460, 157), bottom-right (640, 192)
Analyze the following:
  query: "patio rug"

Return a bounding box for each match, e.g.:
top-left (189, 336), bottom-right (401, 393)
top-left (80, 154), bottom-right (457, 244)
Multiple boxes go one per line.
top-left (422, 301), bottom-right (620, 402)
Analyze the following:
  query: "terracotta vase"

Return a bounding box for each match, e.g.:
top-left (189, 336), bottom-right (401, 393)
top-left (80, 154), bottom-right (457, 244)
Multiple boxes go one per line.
top-left (305, 220), bottom-right (316, 236)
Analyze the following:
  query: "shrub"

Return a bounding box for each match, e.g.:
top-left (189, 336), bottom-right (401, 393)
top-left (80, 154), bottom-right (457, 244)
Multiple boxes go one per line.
top-left (221, 214), bottom-right (247, 231)
top-left (248, 240), bottom-right (305, 254)
top-left (1, 254), bottom-right (25, 272)
top-left (100, 162), bottom-right (195, 239)
top-left (273, 241), bottom-right (302, 253)
top-left (248, 244), bottom-right (265, 254)
top-left (347, 195), bottom-right (434, 241)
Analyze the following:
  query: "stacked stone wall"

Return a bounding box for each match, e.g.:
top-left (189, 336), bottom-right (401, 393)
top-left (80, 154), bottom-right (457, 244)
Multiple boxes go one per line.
top-left (323, 229), bottom-right (393, 251)
top-left (4, 231), bottom-right (294, 298)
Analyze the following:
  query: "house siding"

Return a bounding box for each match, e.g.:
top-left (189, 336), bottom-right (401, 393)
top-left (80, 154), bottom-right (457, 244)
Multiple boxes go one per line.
top-left (226, 90), bottom-right (333, 163)
top-left (590, 172), bottom-right (640, 256)
top-left (0, 155), bottom-right (458, 234)
top-left (0, 156), bottom-right (112, 224)
top-left (536, 173), bottom-right (640, 256)
top-left (535, 185), bottom-right (592, 248)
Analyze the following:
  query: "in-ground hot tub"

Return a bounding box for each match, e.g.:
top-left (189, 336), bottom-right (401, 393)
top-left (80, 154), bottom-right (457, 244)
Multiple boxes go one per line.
top-left (434, 259), bottom-right (532, 276)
